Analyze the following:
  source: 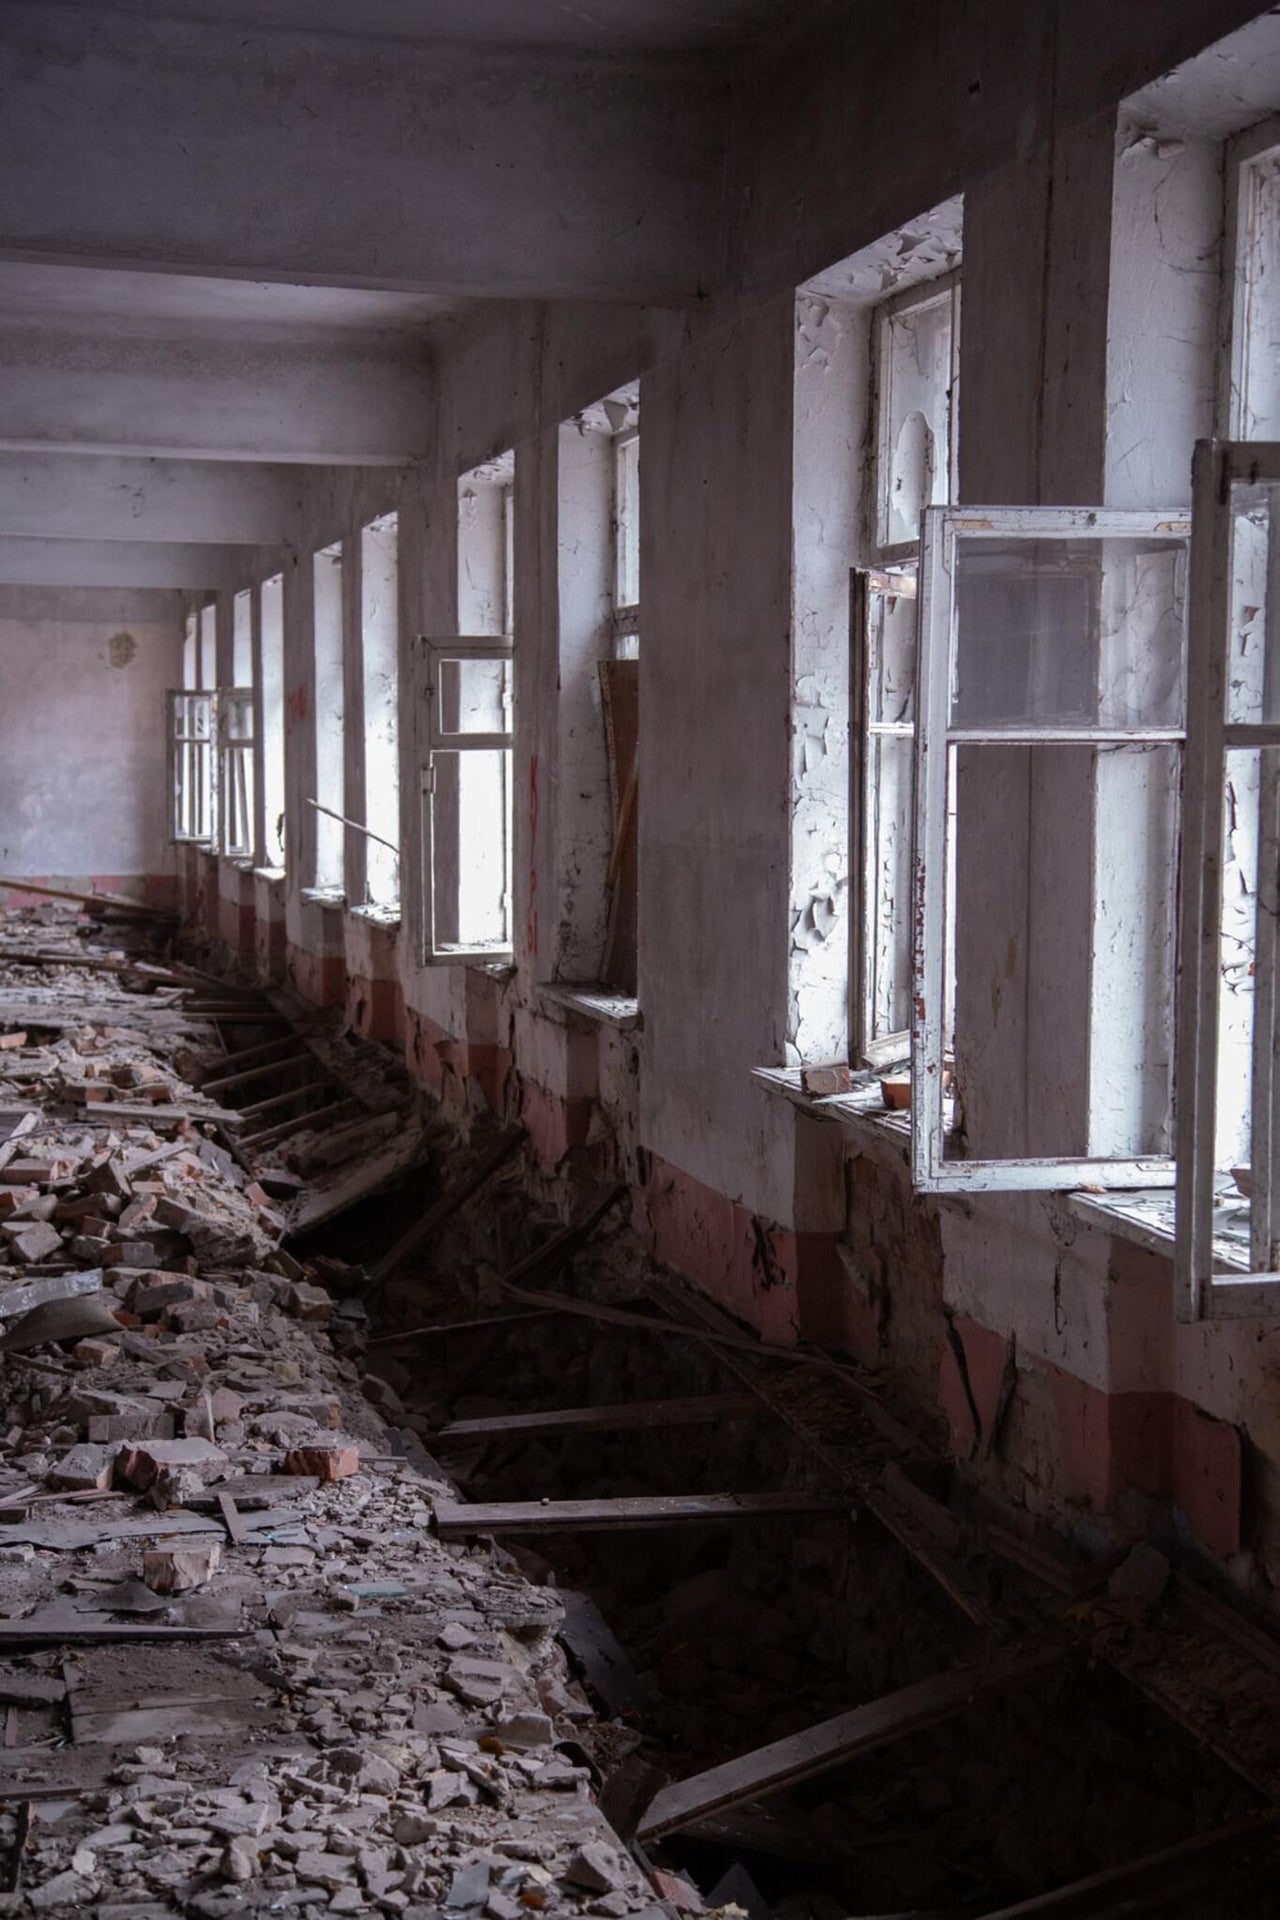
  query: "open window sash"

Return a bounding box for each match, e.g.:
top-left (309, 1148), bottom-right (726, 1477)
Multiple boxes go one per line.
top-left (166, 689), bottom-right (217, 845)
top-left (911, 504), bottom-right (1191, 1193)
top-left (850, 566), bottom-right (917, 1068)
top-left (216, 687), bottom-right (256, 861)
top-left (418, 636), bottom-right (515, 964)
top-left (1177, 441), bottom-right (1280, 1319)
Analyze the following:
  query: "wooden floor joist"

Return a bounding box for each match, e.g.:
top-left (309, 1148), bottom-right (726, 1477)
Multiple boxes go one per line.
top-left (433, 1394), bottom-right (767, 1445)
top-left (635, 1643), bottom-right (1068, 1841)
top-left (434, 1491), bottom-right (850, 1538)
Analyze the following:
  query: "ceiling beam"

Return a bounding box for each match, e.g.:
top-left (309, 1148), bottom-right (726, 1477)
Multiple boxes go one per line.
top-left (0, 537), bottom-right (283, 591)
top-left (0, 3), bottom-right (720, 304)
top-left (0, 320), bottom-right (432, 464)
top-left (0, 455), bottom-right (314, 545)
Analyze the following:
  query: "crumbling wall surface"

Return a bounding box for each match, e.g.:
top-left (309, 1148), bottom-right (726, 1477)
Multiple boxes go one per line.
top-left (0, 584), bottom-right (180, 898)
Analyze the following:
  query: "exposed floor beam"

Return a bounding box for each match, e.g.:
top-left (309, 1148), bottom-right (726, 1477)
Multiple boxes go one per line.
top-left (433, 1491), bottom-right (850, 1536)
top-left (0, 3), bottom-right (717, 303)
top-left (636, 1644), bottom-right (1068, 1841)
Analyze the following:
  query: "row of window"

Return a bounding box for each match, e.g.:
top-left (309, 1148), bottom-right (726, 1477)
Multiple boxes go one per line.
top-left (169, 114), bottom-right (1280, 1327)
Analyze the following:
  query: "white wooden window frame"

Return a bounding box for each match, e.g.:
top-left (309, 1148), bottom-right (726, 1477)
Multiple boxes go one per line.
top-left (911, 503), bottom-right (1191, 1194)
top-left (613, 426), bottom-right (640, 649)
top-left (873, 271), bottom-right (961, 569)
top-left (166, 689), bottom-right (217, 845)
top-left (418, 635), bottom-right (515, 965)
top-left (849, 272), bottom-right (961, 1067)
top-left (849, 565), bottom-right (918, 1066)
top-left (1220, 116), bottom-right (1280, 445)
top-left (216, 686), bottom-right (256, 862)
top-left (1176, 439), bottom-right (1280, 1319)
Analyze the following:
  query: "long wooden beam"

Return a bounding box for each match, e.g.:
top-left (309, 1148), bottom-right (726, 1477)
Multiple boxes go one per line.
top-left (434, 1491), bottom-right (850, 1539)
top-left (433, 1395), bottom-right (766, 1445)
top-left (636, 1645), bottom-right (1067, 1841)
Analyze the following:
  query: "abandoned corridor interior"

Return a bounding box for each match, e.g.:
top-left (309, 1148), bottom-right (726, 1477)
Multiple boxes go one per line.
top-left (2, 0), bottom-right (1280, 1913)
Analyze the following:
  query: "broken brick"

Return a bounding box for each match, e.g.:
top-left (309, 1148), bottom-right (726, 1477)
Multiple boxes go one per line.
top-left (284, 1441), bottom-right (361, 1482)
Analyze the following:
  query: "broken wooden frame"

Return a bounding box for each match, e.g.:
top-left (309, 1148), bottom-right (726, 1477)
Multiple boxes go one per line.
top-left (1176, 440), bottom-right (1280, 1318)
top-left (417, 635), bottom-right (515, 963)
top-left (911, 504), bottom-right (1192, 1193)
top-left (216, 686), bottom-right (256, 861)
top-left (166, 689), bottom-right (216, 846)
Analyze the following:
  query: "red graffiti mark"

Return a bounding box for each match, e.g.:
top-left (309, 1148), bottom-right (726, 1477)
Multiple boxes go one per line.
top-left (526, 753), bottom-right (539, 957)
top-left (286, 684), bottom-right (309, 726)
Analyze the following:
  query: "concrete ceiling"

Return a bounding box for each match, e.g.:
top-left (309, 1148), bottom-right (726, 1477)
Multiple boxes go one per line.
top-left (37, 0), bottom-right (807, 54)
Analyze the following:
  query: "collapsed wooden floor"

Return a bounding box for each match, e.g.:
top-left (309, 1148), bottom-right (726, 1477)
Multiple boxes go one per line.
top-left (3, 899), bottom-right (1280, 1913)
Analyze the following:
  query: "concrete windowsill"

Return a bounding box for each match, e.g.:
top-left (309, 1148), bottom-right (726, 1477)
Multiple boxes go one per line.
top-left (538, 984), bottom-right (642, 1031)
top-left (751, 1064), bottom-right (909, 1141)
top-left (754, 1067), bottom-right (1250, 1276)
top-left (253, 866), bottom-right (286, 887)
top-left (300, 887), bottom-right (345, 910)
top-left (348, 902), bottom-right (402, 932)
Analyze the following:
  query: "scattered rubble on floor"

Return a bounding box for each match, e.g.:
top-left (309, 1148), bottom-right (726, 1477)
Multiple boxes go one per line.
top-left (0, 908), bottom-right (666, 1916)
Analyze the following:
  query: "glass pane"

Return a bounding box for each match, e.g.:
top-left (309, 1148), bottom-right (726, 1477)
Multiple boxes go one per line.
top-left (1224, 483), bottom-right (1280, 726)
top-left (951, 536), bottom-right (1186, 731)
top-left (429, 748), bottom-right (512, 952)
top-left (883, 291), bottom-right (954, 549)
top-left (437, 656), bottom-right (512, 736)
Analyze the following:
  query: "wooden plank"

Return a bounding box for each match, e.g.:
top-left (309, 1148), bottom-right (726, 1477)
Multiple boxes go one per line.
top-left (239, 1097), bottom-right (361, 1150)
top-left (974, 1811), bottom-right (1280, 1917)
top-left (434, 1394), bottom-right (766, 1444)
top-left (635, 1645), bottom-right (1067, 1840)
top-left (0, 1620), bottom-right (247, 1645)
top-left (434, 1491), bottom-right (850, 1538)
top-left (285, 1123), bottom-right (433, 1236)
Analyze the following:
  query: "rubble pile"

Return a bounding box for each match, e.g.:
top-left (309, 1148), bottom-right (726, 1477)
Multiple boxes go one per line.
top-left (0, 912), bottom-right (666, 1918)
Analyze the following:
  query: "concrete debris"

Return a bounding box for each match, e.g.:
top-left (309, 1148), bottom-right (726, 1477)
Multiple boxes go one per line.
top-left (0, 914), bottom-right (656, 1918)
